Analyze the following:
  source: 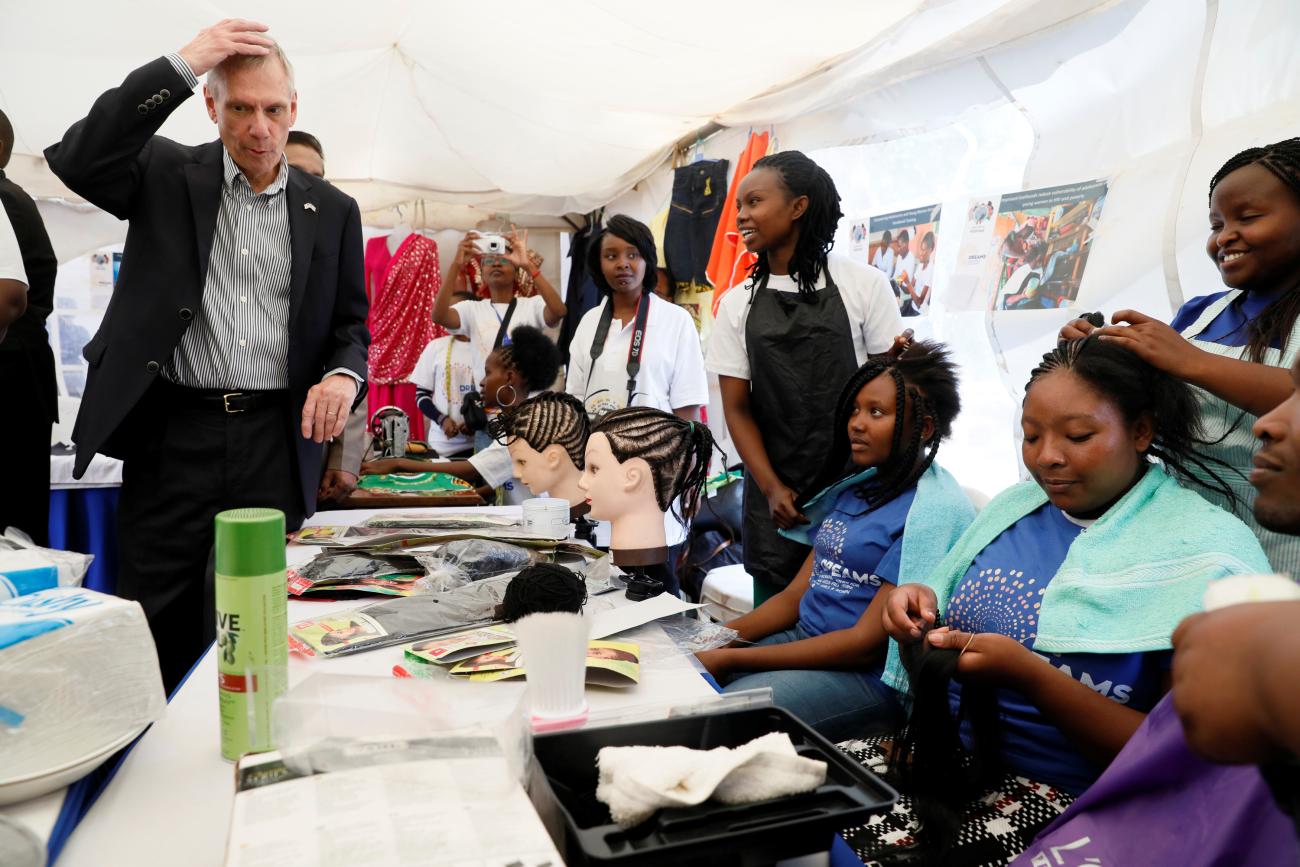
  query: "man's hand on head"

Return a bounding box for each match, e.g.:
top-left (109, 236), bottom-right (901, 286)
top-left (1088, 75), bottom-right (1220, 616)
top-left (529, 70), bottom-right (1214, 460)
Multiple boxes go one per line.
top-left (179, 19), bottom-right (274, 77)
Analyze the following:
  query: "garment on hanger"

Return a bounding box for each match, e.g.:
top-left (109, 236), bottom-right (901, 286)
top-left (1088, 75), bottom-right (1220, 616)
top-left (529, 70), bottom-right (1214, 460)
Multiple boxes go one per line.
top-left (365, 232), bottom-right (445, 439)
top-left (707, 131), bottom-right (769, 316)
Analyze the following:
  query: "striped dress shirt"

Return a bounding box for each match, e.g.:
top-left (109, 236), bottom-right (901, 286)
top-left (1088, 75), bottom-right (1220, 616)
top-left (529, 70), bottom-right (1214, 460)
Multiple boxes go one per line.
top-left (163, 148), bottom-right (293, 390)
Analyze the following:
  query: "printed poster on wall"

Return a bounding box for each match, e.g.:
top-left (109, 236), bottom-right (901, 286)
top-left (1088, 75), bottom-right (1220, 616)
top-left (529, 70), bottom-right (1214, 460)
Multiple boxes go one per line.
top-left (863, 205), bottom-right (941, 318)
top-left (946, 179), bottom-right (1107, 312)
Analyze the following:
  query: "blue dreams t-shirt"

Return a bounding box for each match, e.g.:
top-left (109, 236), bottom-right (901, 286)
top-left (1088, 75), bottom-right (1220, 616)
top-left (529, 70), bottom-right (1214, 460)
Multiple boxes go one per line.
top-left (798, 484), bottom-right (916, 653)
top-left (1169, 287), bottom-right (1288, 347)
top-left (946, 503), bottom-right (1170, 795)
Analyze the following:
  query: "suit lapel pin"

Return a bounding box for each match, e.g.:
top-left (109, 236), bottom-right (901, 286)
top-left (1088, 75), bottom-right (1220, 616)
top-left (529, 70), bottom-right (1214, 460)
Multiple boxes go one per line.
top-left (304, 202), bottom-right (317, 212)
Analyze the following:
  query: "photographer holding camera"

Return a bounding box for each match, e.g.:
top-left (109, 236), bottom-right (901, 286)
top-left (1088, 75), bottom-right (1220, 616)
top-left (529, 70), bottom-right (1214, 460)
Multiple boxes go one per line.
top-left (432, 226), bottom-right (566, 365)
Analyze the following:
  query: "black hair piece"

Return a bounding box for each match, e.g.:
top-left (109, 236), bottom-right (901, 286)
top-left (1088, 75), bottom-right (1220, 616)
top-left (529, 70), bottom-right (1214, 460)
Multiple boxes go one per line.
top-left (746, 150), bottom-right (843, 297)
top-left (585, 214), bottom-right (659, 297)
top-left (1028, 335), bottom-right (1242, 510)
top-left (1208, 138), bottom-right (1300, 363)
top-left (499, 563), bottom-right (587, 623)
top-left (492, 325), bottom-right (561, 393)
top-left (800, 340), bottom-right (962, 511)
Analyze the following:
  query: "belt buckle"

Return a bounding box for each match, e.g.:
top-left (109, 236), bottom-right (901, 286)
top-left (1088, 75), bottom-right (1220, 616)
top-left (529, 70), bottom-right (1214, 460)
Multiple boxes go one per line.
top-left (222, 392), bottom-right (245, 414)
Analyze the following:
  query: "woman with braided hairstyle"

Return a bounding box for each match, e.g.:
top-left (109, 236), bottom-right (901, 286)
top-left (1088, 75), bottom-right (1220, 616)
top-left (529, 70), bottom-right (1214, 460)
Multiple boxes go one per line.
top-left (706, 151), bottom-right (902, 606)
top-left (1062, 138), bottom-right (1300, 573)
top-left (695, 341), bottom-right (975, 740)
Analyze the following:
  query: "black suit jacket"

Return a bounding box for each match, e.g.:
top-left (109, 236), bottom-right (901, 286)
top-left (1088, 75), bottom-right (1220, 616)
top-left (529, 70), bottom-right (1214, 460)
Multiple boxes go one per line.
top-left (0, 171), bottom-right (58, 425)
top-left (44, 56), bottom-right (369, 516)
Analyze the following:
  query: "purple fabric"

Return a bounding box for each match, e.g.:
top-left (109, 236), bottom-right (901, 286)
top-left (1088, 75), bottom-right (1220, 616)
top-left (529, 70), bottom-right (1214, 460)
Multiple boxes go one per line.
top-left (1012, 694), bottom-right (1298, 866)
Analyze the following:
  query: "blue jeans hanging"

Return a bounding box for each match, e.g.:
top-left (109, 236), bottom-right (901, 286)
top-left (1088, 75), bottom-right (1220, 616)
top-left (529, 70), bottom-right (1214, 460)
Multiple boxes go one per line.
top-left (664, 159), bottom-right (729, 289)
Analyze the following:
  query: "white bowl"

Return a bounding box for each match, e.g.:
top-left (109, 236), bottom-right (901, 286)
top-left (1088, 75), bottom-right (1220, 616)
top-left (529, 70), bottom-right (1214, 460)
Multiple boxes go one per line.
top-left (0, 726), bottom-right (147, 807)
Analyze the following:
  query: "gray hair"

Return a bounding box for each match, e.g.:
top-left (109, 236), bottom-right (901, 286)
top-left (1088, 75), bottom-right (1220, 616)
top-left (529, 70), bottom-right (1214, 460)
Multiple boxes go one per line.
top-left (206, 41), bottom-right (296, 100)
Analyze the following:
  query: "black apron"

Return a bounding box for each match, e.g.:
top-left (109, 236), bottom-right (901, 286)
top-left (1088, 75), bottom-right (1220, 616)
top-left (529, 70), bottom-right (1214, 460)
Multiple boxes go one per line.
top-left (742, 269), bottom-right (859, 596)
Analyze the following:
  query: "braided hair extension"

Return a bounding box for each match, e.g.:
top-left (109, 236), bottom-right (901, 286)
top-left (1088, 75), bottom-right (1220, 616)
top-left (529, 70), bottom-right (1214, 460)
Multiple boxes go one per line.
top-left (499, 563), bottom-right (588, 622)
top-left (746, 150), bottom-right (844, 297)
top-left (1029, 335), bottom-right (1242, 509)
top-left (590, 407), bottom-right (723, 523)
top-left (490, 325), bottom-right (562, 393)
top-left (800, 340), bottom-right (962, 510)
top-left (585, 214), bottom-right (659, 297)
top-left (1208, 138), bottom-right (1300, 363)
top-left (487, 391), bottom-right (591, 468)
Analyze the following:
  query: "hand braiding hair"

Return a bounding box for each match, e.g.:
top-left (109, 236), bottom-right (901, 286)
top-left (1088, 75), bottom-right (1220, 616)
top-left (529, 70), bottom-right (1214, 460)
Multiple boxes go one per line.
top-left (1031, 335), bottom-right (1241, 509)
top-left (488, 391), bottom-right (590, 468)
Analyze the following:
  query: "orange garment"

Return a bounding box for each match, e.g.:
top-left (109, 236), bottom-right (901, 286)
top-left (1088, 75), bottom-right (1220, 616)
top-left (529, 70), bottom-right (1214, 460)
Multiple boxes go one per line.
top-left (707, 131), bottom-right (769, 316)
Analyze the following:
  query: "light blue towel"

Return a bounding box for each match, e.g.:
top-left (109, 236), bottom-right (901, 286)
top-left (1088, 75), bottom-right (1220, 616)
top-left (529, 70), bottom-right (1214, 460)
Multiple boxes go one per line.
top-left (883, 465), bottom-right (1272, 692)
top-left (781, 462), bottom-right (976, 587)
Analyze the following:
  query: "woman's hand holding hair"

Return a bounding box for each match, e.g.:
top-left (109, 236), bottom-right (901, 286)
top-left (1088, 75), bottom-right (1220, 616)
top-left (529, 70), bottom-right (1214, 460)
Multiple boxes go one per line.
top-left (1094, 309), bottom-right (1208, 378)
top-left (926, 627), bottom-right (1038, 690)
top-left (882, 583), bottom-right (939, 641)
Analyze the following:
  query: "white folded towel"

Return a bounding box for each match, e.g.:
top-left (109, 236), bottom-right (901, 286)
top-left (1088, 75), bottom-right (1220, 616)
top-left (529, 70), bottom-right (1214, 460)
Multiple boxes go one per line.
top-left (595, 731), bottom-right (827, 828)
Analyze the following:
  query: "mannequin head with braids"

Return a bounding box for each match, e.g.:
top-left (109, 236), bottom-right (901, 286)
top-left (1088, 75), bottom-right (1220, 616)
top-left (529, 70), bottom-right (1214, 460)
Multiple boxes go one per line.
top-left (1024, 335), bottom-right (1237, 519)
top-left (580, 407), bottom-right (722, 550)
top-left (479, 325), bottom-right (561, 410)
top-left (488, 392), bottom-right (591, 503)
top-left (802, 340), bottom-right (961, 510)
top-left (737, 150), bottom-right (843, 296)
top-left (1207, 137), bottom-right (1300, 363)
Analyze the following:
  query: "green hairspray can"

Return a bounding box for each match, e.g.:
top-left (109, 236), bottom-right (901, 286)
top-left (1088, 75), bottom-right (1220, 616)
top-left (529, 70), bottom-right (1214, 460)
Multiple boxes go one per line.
top-left (214, 507), bottom-right (288, 761)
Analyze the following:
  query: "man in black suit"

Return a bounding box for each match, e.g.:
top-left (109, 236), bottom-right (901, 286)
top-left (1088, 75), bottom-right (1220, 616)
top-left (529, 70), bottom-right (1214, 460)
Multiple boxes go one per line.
top-left (0, 109), bottom-right (57, 546)
top-left (45, 19), bottom-right (369, 690)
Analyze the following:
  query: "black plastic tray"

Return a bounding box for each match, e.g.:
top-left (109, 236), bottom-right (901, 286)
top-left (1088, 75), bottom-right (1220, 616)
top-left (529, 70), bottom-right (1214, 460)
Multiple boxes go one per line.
top-left (533, 705), bottom-right (898, 866)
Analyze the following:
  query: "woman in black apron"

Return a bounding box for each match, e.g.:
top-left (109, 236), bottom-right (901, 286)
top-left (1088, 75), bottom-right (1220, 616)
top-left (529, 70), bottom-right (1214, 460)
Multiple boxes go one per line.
top-left (714, 151), bottom-right (901, 605)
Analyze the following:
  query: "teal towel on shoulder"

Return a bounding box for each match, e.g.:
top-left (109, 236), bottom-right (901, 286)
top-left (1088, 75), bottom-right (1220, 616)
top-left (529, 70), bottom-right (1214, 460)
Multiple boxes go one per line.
top-left (883, 465), bottom-right (1272, 692)
top-left (781, 462), bottom-right (976, 587)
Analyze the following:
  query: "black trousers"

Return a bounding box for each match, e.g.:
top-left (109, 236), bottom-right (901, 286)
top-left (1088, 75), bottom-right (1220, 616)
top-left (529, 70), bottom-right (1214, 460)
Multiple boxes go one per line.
top-left (117, 382), bottom-right (304, 693)
top-left (0, 354), bottom-right (52, 546)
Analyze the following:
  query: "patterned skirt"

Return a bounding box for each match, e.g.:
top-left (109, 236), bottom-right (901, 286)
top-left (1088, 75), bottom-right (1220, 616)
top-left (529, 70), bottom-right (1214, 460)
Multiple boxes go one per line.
top-left (837, 734), bottom-right (1075, 866)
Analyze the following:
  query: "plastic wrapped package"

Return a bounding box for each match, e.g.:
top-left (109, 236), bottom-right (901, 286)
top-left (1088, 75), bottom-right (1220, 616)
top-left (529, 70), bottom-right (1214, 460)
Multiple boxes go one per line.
top-left (657, 613), bottom-right (739, 654)
top-left (0, 589), bottom-right (165, 803)
top-left (0, 527), bottom-right (94, 591)
top-left (273, 673), bottom-right (533, 788)
top-left (412, 539), bottom-right (542, 593)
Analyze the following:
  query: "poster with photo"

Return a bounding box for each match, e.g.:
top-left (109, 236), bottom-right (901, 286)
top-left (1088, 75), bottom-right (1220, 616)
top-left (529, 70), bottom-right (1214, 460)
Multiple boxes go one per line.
top-left (946, 179), bottom-right (1107, 312)
top-left (864, 205), bottom-right (941, 318)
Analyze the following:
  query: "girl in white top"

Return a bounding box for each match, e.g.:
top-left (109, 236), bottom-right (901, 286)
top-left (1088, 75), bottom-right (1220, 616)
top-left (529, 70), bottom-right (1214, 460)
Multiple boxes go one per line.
top-left (566, 215), bottom-right (709, 420)
top-left (432, 227), bottom-right (566, 364)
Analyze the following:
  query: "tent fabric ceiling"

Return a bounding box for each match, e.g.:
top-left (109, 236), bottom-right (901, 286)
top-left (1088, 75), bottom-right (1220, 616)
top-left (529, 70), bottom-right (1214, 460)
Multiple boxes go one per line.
top-left (4, 0), bottom-right (1123, 225)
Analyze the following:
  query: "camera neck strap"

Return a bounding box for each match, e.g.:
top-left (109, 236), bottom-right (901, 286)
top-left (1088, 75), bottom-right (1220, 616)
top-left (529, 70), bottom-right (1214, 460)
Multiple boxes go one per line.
top-left (587, 291), bottom-right (651, 408)
top-left (492, 298), bottom-right (519, 350)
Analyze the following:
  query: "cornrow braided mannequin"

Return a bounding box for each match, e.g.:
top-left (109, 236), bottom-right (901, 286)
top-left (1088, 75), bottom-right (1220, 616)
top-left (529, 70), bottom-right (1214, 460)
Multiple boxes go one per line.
top-left (590, 407), bottom-right (724, 525)
top-left (746, 150), bottom-right (844, 298)
top-left (489, 392), bottom-right (590, 468)
top-left (1208, 138), bottom-right (1300, 363)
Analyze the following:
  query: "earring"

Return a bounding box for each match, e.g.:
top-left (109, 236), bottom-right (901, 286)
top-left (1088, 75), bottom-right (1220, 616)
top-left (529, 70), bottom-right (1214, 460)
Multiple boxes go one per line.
top-left (496, 384), bottom-right (518, 407)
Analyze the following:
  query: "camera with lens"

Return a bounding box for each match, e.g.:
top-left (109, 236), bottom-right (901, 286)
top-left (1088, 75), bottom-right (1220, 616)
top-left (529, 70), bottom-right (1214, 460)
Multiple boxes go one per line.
top-left (473, 233), bottom-right (508, 256)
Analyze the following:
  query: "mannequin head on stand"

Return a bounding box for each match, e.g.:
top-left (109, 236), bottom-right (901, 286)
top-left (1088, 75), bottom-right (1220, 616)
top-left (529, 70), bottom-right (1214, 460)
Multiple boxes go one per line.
top-left (581, 407), bottom-right (721, 552)
top-left (489, 392), bottom-right (591, 504)
top-left (479, 326), bottom-right (561, 411)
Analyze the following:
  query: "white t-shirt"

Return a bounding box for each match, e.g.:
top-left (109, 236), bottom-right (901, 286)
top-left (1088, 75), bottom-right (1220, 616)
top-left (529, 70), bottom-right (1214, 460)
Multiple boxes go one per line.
top-left (450, 295), bottom-right (549, 360)
top-left (870, 246), bottom-right (894, 277)
top-left (909, 259), bottom-right (934, 313)
top-left (0, 209), bottom-right (26, 286)
top-left (706, 255), bottom-right (902, 381)
top-left (892, 252), bottom-right (918, 287)
top-left (566, 294), bottom-right (709, 417)
top-left (409, 336), bottom-right (479, 456)
top-left (467, 439), bottom-right (526, 505)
